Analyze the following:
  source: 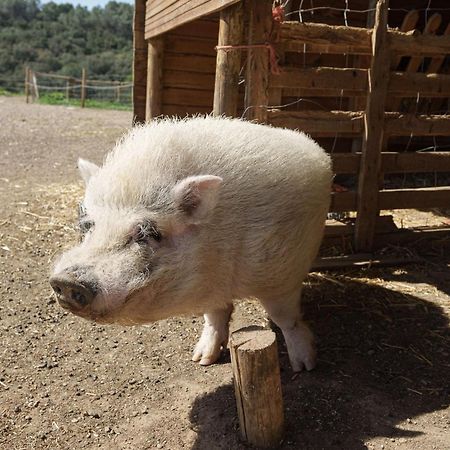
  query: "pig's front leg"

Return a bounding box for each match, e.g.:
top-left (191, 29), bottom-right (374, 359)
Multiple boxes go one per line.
top-left (192, 304), bottom-right (233, 366)
top-left (261, 291), bottom-right (316, 372)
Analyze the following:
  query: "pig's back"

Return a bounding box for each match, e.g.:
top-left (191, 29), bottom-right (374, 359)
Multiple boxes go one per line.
top-left (105, 116), bottom-right (332, 214)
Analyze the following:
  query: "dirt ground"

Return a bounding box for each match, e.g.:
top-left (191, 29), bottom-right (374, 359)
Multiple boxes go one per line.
top-left (0, 96), bottom-right (449, 450)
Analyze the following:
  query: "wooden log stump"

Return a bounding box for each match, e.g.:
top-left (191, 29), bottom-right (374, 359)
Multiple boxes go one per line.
top-left (229, 326), bottom-right (284, 448)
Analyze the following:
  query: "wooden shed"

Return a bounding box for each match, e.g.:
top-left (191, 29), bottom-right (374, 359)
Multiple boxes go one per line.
top-left (132, 0), bottom-right (450, 257)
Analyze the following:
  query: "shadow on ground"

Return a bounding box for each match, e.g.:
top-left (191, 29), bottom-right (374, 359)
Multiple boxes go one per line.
top-left (189, 262), bottom-right (450, 449)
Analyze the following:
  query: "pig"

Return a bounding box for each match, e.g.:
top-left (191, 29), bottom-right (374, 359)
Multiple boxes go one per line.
top-left (50, 116), bottom-right (332, 372)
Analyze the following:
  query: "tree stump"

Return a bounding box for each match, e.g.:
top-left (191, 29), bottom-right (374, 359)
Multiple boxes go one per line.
top-left (229, 326), bottom-right (284, 448)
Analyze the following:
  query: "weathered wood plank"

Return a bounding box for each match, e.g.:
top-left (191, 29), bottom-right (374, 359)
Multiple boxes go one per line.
top-left (145, 0), bottom-right (239, 39)
top-left (355, 0), bottom-right (390, 252)
top-left (213, 1), bottom-right (244, 117)
top-left (133, 0), bottom-right (148, 124)
top-left (332, 151), bottom-right (450, 175)
top-left (269, 67), bottom-right (368, 91)
top-left (146, 38), bottom-right (164, 120)
top-left (384, 113), bottom-right (450, 136)
top-left (244, 0), bottom-right (272, 122)
top-left (267, 110), bottom-right (364, 135)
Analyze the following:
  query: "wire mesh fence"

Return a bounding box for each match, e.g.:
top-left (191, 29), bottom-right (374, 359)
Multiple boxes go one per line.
top-left (20, 68), bottom-right (132, 109)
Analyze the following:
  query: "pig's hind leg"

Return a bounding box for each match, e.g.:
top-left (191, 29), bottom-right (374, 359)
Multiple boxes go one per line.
top-left (260, 291), bottom-right (316, 372)
top-left (192, 304), bottom-right (233, 366)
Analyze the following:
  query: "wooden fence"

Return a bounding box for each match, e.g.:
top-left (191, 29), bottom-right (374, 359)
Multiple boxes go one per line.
top-left (134, 0), bottom-right (450, 256)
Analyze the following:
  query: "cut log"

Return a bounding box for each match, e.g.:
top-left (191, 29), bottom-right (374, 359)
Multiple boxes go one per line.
top-left (229, 326), bottom-right (284, 448)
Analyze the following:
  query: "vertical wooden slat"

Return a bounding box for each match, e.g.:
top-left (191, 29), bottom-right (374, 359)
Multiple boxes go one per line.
top-left (354, 0), bottom-right (390, 252)
top-left (213, 2), bottom-right (244, 117)
top-left (244, 0), bottom-right (273, 122)
top-left (133, 0), bottom-right (148, 124)
top-left (146, 38), bottom-right (164, 120)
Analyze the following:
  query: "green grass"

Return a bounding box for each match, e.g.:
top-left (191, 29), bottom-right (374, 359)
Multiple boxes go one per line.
top-left (37, 92), bottom-right (132, 110)
top-left (0, 88), bottom-right (19, 96)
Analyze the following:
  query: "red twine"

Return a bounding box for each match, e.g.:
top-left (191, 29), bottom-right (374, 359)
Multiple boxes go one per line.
top-left (215, 43), bottom-right (281, 75)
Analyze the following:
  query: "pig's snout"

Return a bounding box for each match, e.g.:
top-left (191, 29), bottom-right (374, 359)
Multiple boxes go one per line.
top-left (50, 268), bottom-right (97, 310)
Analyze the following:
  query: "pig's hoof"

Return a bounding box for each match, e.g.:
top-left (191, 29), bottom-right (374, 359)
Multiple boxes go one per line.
top-left (290, 349), bottom-right (317, 372)
top-left (192, 330), bottom-right (226, 366)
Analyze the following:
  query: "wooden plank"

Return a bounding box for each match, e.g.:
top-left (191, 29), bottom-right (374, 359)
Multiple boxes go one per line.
top-left (146, 38), bottom-right (164, 120)
top-left (163, 35), bottom-right (216, 56)
top-left (267, 110), bottom-right (364, 135)
top-left (164, 54), bottom-right (217, 73)
top-left (330, 191), bottom-right (357, 212)
top-left (330, 186), bottom-right (450, 212)
top-left (279, 21), bottom-right (371, 55)
top-left (278, 20), bottom-right (450, 57)
top-left (213, 1), bottom-right (244, 117)
top-left (244, 0), bottom-right (272, 122)
top-left (168, 19), bottom-right (219, 40)
top-left (133, 0), bottom-right (148, 124)
top-left (163, 70), bottom-right (215, 90)
top-left (389, 29), bottom-right (450, 57)
top-left (145, 0), bottom-right (239, 39)
top-left (163, 87), bottom-right (214, 107)
top-left (379, 187), bottom-right (450, 210)
top-left (162, 104), bottom-right (212, 115)
top-left (269, 67), bottom-right (368, 92)
top-left (389, 72), bottom-right (450, 98)
top-left (332, 151), bottom-right (450, 175)
top-left (355, 0), bottom-right (390, 252)
top-left (384, 113), bottom-right (450, 136)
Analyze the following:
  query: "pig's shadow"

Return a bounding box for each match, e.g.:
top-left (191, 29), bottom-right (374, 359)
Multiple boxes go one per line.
top-left (188, 266), bottom-right (450, 449)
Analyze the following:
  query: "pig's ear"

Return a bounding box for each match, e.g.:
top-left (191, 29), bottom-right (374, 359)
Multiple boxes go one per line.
top-left (172, 175), bottom-right (222, 223)
top-left (78, 158), bottom-right (99, 185)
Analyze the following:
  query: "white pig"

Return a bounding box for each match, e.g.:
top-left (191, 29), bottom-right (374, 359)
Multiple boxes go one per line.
top-left (50, 116), bottom-right (332, 371)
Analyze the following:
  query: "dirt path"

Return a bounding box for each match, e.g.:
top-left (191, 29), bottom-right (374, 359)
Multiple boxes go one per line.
top-left (0, 96), bottom-right (449, 450)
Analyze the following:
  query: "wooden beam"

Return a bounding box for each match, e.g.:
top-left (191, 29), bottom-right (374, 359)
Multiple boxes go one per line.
top-left (379, 187), bottom-right (450, 210)
top-left (330, 191), bottom-right (357, 212)
top-left (279, 21), bottom-right (371, 55)
top-left (384, 113), bottom-right (450, 136)
top-left (332, 151), bottom-right (450, 175)
top-left (133, 0), bottom-right (148, 124)
top-left (389, 72), bottom-right (450, 98)
top-left (389, 28), bottom-right (450, 57)
top-left (145, 0), bottom-right (240, 39)
top-left (331, 186), bottom-right (450, 212)
top-left (213, 1), bottom-right (244, 117)
top-left (278, 21), bottom-right (450, 57)
top-left (146, 38), bottom-right (164, 120)
top-left (244, 0), bottom-right (272, 122)
top-left (355, 0), bottom-right (390, 252)
top-left (267, 110), bottom-right (364, 135)
top-left (269, 67), bottom-right (368, 92)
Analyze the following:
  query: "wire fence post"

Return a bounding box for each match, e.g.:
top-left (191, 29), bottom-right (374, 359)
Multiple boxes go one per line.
top-left (81, 68), bottom-right (87, 107)
top-left (24, 66), bottom-right (30, 103)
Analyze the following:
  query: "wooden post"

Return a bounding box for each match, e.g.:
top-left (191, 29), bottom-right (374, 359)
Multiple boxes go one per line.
top-left (213, 1), bottom-right (244, 117)
top-left (66, 80), bottom-right (70, 101)
top-left (81, 68), bottom-right (86, 108)
top-left (229, 326), bottom-right (284, 448)
top-left (133, 0), bottom-right (148, 124)
top-left (25, 66), bottom-right (30, 103)
top-left (31, 71), bottom-right (39, 100)
top-left (146, 38), bottom-right (164, 120)
top-left (116, 82), bottom-right (121, 103)
top-left (354, 0), bottom-right (390, 252)
top-left (244, 0), bottom-right (273, 122)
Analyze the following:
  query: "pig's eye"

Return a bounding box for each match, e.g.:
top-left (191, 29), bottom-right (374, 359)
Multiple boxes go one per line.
top-left (133, 221), bottom-right (161, 245)
top-left (79, 220), bottom-right (94, 235)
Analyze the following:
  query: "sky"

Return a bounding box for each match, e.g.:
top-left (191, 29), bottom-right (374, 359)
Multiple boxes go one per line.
top-left (41, 0), bottom-right (133, 8)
